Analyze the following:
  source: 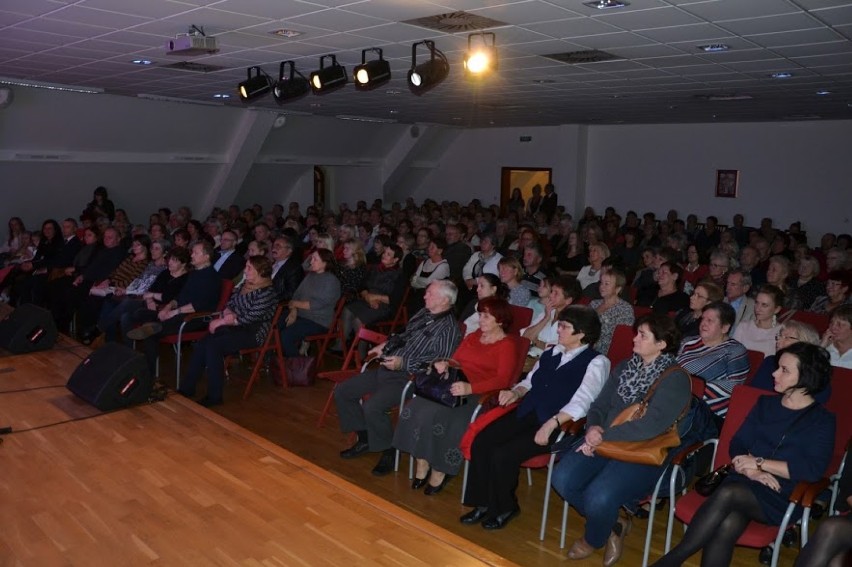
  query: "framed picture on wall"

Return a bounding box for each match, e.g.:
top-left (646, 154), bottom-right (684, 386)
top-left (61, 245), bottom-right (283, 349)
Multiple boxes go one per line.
top-left (715, 169), bottom-right (739, 198)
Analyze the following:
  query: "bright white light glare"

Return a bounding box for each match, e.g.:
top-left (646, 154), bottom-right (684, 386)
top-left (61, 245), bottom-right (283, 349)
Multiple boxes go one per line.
top-left (355, 68), bottom-right (369, 84)
top-left (466, 51), bottom-right (491, 74)
top-left (410, 72), bottom-right (422, 87)
top-left (311, 75), bottom-right (322, 89)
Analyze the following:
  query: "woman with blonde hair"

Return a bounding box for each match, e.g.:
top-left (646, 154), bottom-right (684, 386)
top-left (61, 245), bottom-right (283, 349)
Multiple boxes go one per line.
top-left (338, 238), bottom-right (367, 301)
top-left (577, 242), bottom-right (610, 290)
top-left (497, 255), bottom-right (531, 307)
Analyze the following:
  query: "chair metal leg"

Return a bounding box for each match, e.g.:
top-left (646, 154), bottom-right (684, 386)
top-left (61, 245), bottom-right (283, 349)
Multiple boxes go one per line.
top-left (642, 470), bottom-right (666, 567)
top-left (539, 454), bottom-right (557, 541)
top-left (461, 461), bottom-right (469, 503)
top-left (527, 467), bottom-right (532, 486)
top-left (560, 501), bottom-right (570, 549)
top-left (317, 389), bottom-right (336, 428)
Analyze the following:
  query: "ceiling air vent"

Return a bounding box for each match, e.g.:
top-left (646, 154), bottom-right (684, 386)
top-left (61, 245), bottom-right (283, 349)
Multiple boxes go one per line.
top-left (543, 50), bottom-right (619, 64)
top-left (402, 11), bottom-right (507, 33)
top-left (160, 61), bottom-right (227, 73)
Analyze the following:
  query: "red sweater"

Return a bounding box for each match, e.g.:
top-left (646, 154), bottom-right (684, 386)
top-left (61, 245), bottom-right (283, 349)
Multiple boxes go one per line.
top-left (452, 330), bottom-right (518, 394)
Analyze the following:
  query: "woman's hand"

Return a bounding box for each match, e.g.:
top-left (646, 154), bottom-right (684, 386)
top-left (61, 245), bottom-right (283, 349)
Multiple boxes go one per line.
top-left (208, 319), bottom-right (224, 333)
top-left (584, 425), bottom-right (604, 448)
top-left (145, 298), bottom-right (157, 311)
top-left (114, 287), bottom-right (126, 297)
top-left (380, 355), bottom-right (402, 371)
top-left (498, 389), bottom-right (520, 406)
top-left (158, 307), bottom-right (174, 322)
top-left (576, 442), bottom-right (596, 457)
top-left (449, 381), bottom-right (471, 396)
top-left (732, 454), bottom-right (759, 474)
top-left (751, 471), bottom-right (781, 492)
top-left (433, 360), bottom-right (449, 375)
top-left (534, 419), bottom-right (558, 446)
top-left (821, 329), bottom-right (834, 347)
top-left (285, 307), bottom-right (297, 327)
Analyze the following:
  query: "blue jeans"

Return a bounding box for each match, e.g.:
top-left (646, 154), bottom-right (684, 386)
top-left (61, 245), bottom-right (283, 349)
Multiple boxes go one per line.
top-left (551, 450), bottom-right (665, 548)
top-left (279, 316), bottom-right (327, 357)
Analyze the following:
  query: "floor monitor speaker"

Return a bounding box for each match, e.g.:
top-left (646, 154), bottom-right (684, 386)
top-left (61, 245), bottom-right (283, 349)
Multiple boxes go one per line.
top-left (0, 304), bottom-right (58, 353)
top-left (66, 343), bottom-right (153, 411)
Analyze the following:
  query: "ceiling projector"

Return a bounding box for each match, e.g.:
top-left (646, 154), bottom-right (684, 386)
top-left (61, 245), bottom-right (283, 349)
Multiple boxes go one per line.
top-left (165, 33), bottom-right (219, 56)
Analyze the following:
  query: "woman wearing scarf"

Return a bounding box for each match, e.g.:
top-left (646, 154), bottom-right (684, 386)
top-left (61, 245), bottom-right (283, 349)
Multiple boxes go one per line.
top-left (551, 313), bottom-right (690, 566)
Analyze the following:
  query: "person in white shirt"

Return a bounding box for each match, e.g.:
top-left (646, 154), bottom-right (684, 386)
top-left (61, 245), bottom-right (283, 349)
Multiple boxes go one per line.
top-left (823, 304), bottom-right (852, 369)
top-left (725, 269), bottom-right (755, 333)
top-left (462, 233), bottom-right (503, 291)
top-left (522, 275), bottom-right (582, 359)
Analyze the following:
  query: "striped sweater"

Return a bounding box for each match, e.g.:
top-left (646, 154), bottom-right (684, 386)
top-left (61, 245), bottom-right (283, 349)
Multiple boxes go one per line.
top-left (677, 336), bottom-right (750, 417)
top-left (228, 284), bottom-right (279, 345)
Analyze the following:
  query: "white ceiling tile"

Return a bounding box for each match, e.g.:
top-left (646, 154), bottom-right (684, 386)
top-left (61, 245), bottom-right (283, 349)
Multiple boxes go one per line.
top-left (570, 32), bottom-right (656, 49)
top-left (469, 1), bottom-right (581, 25)
top-left (287, 8), bottom-right (389, 32)
top-left (342, 0), bottom-right (459, 21)
top-left (636, 23), bottom-right (728, 43)
top-left (16, 17), bottom-right (111, 39)
top-left (78, 0), bottom-right (197, 19)
top-left (718, 13), bottom-right (822, 36)
top-left (775, 41), bottom-right (852, 58)
top-left (1, 28), bottom-right (79, 46)
top-left (523, 17), bottom-right (621, 39)
top-left (607, 44), bottom-right (686, 58)
top-left (0, 0), bottom-right (69, 17)
top-left (595, 6), bottom-right (704, 31)
top-left (45, 6), bottom-right (152, 29)
top-left (350, 23), bottom-right (441, 43)
top-left (212, 0), bottom-right (324, 19)
top-left (0, 10), bottom-right (31, 26)
top-left (678, 0), bottom-right (799, 21)
top-left (97, 30), bottom-right (167, 48)
top-left (747, 28), bottom-right (844, 48)
top-left (216, 31), bottom-right (285, 48)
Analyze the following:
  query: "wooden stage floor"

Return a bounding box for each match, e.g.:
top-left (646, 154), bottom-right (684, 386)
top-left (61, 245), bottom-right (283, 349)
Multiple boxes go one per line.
top-left (0, 329), bottom-right (799, 566)
top-left (0, 346), bottom-right (513, 566)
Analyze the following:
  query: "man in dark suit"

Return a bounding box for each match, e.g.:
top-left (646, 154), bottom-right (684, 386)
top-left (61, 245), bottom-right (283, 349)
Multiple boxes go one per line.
top-left (213, 229), bottom-right (244, 281)
top-left (271, 236), bottom-right (303, 302)
top-left (540, 182), bottom-right (558, 222)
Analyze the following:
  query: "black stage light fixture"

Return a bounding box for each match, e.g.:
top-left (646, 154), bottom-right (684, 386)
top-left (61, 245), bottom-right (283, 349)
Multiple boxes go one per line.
top-left (309, 54), bottom-right (348, 95)
top-left (463, 32), bottom-right (498, 78)
top-left (407, 40), bottom-right (449, 96)
top-left (238, 66), bottom-right (273, 102)
top-left (272, 61), bottom-right (309, 104)
top-left (353, 48), bottom-right (391, 91)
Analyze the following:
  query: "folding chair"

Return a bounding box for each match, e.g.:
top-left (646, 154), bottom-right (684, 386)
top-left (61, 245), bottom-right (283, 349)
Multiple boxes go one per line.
top-left (303, 296), bottom-right (346, 367)
top-left (162, 279), bottom-right (234, 389)
top-left (607, 324), bottom-right (635, 367)
top-left (221, 303), bottom-right (287, 399)
top-left (374, 285), bottom-right (410, 334)
top-left (315, 327), bottom-right (387, 428)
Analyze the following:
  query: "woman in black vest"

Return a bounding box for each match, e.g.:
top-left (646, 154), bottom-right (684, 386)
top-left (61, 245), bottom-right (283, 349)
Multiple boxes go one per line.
top-left (551, 313), bottom-right (689, 566)
top-left (460, 306), bottom-right (610, 530)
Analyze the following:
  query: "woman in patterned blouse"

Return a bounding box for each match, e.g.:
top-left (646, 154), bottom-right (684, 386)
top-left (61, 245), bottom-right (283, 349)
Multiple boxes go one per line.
top-left (590, 267), bottom-right (635, 356)
top-left (179, 255), bottom-right (279, 407)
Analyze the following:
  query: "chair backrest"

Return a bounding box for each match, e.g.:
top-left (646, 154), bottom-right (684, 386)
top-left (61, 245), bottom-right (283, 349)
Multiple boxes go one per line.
top-left (823, 367), bottom-right (852, 475)
top-left (508, 305), bottom-right (533, 335)
top-left (217, 279), bottom-right (235, 311)
top-left (342, 327), bottom-right (388, 370)
top-left (715, 385), bottom-right (773, 468)
top-left (745, 349), bottom-right (765, 381)
top-left (607, 324), bottom-right (634, 367)
top-left (511, 336), bottom-right (532, 382)
top-left (633, 306), bottom-right (653, 319)
top-left (788, 310), bottom-right (830, 335)
top-left (689, 374), bottom-right (706, 398)
top-left (388, 285), bottom-right (411, 332)
top-left (327, 296), bottom-right (346, 334)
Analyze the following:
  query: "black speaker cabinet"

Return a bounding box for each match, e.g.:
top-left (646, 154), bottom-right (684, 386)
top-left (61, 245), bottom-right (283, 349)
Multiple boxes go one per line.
top-left (66, 343), bottom-right (153, 411)
top-left (0, 304), bottom-right (58, 353)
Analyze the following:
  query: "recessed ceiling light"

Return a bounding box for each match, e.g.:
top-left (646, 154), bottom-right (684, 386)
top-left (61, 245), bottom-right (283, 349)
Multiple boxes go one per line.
top-left (269, 29), bottom-right (302, 38)
top-left (131, 59), bottom-right (153, 65)
top-left (583, 0), bottom-right (629, 9)
top-left (697, 44), bottom-right (729, 53)
top-left (816, 90), bottom-right (831, 96)
top-left (389, 110), bottom-right (399, 114)
top-left (771, 72), bottom-right (793, 79)
top-left (213, 93), bottom-right (230, 98)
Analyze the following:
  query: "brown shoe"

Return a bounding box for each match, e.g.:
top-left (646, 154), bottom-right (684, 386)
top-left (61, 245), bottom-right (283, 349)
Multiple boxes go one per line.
top-left (567, 537), bottom-right (596, 560)
top-left (603, 512), bottom-right (632, 567)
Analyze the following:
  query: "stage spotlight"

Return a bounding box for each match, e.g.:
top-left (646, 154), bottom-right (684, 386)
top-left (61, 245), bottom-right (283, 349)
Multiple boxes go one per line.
top-left (238, 66), bottom-right (273, 102)
top-left (309, 54), bottom-right (348, 95)
top-left (407, 40), bottom-right (449, 96)
top-left (272, 61), bottom-right (309, 104)
top-left (463, 32), bottom-right (498, 77)
top-left (353, 48), bottom-right (391, 91)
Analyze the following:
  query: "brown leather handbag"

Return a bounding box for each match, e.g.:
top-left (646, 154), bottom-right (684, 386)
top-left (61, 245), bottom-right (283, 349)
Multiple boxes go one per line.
top-left (594, 366), bottom-right (689, 466)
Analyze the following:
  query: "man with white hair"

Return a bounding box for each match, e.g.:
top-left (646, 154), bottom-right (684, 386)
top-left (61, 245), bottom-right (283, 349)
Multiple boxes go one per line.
top-left (335, 280), bottom-right (462, 476)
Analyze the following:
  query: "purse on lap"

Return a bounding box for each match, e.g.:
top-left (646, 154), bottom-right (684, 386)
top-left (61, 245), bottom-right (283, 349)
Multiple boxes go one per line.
top-left (413, 358), bottom-right (468, 408)
top-left (594, 366), bottom-right (690, 466)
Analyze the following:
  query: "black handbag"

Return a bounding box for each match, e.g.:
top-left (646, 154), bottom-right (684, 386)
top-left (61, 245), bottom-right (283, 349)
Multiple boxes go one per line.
top-left (413, 359), bottom-right (467, 408)
top-left (285, 356), bottom-right (317, 387)
top-left (695, 464), bottom-right (731, 496)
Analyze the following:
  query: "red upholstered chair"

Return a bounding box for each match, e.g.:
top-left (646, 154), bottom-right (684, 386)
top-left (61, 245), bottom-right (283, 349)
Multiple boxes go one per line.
top-left (315, 327), bottom-right (387, 428)
top-left (667, 385), bottom-right (834, 567)
top-left (788, 310), bottom-right (830, 335)
top-left (508, 305), bottom-right (533, 335)
top-left (633, 306), bottom-right (653, 319)
top-left (165, 278), bottom-right (234, 389)
top-left (607, 324), bottom-right (635, 366)
top-left (745, 349), bottom-right (766, 383)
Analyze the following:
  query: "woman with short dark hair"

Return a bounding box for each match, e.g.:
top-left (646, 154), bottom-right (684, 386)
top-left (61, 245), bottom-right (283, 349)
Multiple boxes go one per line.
top-left (460, 305), bottom-right (610, 530)
top-left (552, 314), bottom-right (690, 565)
top-left (653, 343), bottom-right (835, 567)
top-left (809, 270), bottom-right (851, 314)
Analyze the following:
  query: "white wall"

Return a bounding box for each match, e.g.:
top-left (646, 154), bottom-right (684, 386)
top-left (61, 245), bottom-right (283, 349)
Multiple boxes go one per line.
top-left (584, 121), bottom-right (852, 238)
top-left (412, 125), bottom-right (583, 213)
